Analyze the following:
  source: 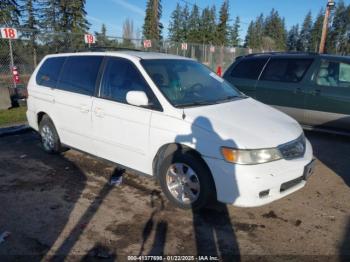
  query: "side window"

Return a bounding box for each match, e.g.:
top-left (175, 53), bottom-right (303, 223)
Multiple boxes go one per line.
top-left (57, 56), bottom-right (103, 96)
top-left (100, 57), bottom-right (157, 106)
top-left (261, 58), bottom-right (313, 83)
top-left (230, 58), bottom-right (268, 80)
top-left (316, 60), bottom-right (350, 88)
top-left (36, 57), bottom-right (66, 88)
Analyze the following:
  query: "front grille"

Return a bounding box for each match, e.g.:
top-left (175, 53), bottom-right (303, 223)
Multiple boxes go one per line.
top-left (278, 135), bottom-right (306, 160)
top-left (280, 175), bottom-right (304, 192)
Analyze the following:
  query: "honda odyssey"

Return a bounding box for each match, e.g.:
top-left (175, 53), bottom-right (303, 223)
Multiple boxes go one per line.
top-left (26, 51), bottom-right (314, 209)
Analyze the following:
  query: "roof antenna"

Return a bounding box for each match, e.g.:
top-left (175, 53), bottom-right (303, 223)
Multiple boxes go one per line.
top-left (182, 108), bottom-right (186, 120)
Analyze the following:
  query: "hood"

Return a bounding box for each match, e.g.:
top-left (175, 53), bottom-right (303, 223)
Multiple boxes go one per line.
top-left (183, 98), bottom-right (303, 149)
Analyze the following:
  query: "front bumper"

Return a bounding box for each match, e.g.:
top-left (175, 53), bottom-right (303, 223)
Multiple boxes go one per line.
top-left (204, 139), bottom-right (314, 207)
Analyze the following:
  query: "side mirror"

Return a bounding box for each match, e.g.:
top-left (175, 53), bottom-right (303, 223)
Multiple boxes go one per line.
top-left (126, 91), bottom-right (149, 107)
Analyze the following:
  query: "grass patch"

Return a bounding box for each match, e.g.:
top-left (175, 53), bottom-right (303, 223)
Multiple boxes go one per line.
top-left (0, 106), bottom-right (27, 127)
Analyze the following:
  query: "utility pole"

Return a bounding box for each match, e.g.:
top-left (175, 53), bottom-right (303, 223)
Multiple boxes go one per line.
top-left (319, 0), bottom-right (335, 53)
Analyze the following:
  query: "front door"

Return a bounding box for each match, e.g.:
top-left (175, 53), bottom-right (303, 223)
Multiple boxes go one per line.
top-left (304, 59), bottom-right (350, 131)
top-left (256, 57), bottom-right (314, 124)
top-left (92, 57), bottom-right (158, 173)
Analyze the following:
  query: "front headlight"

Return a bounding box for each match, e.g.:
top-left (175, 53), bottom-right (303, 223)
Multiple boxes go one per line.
top-left (221, 147), bottom-right (282, 165)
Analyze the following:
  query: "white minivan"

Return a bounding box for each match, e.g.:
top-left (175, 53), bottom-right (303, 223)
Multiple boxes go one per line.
top-left (26, 51), bottom-right (314, 209)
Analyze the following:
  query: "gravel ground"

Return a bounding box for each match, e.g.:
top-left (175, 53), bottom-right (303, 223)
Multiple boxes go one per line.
top-left (0, 130), bottom-right (349, 261)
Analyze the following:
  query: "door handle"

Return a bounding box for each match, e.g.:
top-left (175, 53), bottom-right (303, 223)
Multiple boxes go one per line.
top-left (79, 105), bottom-right (90, 113)
top-left (294, 87), bottom-right (303, 94)
top-left (311, 89), bottom-right (321, 96)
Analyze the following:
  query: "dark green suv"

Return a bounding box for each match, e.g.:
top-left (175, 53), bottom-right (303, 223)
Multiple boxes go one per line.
top-left (223, 52), bottom-right (350, 134)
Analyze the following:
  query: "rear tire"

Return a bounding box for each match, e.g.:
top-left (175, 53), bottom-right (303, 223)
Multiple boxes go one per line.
top-left (39, 115), bottom-right (63, 154)
top-left (158, 150), bottom-right (216, 210)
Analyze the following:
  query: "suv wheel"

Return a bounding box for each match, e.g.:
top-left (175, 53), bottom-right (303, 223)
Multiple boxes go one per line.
top-left (158, 151), bottom-right (216, 210)
top-left (39, 115), bottom-right (62, 154)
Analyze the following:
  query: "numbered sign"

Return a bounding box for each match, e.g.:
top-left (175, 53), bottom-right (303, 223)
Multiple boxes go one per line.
top-left (143, 39), bottom-right (152, 48)
top-left (248, 48), bottom-right (253, 54)
top-left (181, 43), bottom-right (187, 51)
top-left (210, 46), bottom-right (215, 53)
top-left (230, 47), bottom-right (236, 53)
top-left (0, 28), bottom-right (18, 39)
top-left (84, 34), bottom-right (95, 44)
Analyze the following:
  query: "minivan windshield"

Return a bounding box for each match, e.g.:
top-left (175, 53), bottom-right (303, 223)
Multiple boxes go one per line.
top-left (141, 59), bottom-right (244, 107)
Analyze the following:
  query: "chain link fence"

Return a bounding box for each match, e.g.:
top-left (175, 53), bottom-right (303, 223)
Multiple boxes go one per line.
top-left (0, 28), bottom-right (254, 93)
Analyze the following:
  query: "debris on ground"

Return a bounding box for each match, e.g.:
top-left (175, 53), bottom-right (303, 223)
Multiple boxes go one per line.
top-left (295, 220), bottom-right (302, 227)
top-left (109, 168), bottom-right (125, 186)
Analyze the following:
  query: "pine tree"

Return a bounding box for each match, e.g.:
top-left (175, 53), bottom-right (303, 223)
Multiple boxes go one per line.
top-left (199, 6), bottom-right (217, 44)
top-left (180, 4), bottom-right (190, 42)
top-left (310, 9), bottom-right (324, 52)
top-left (0, 0), bottom-right (20, 26)
top-left (230, 16), bottom-right (240, 47)
top-left (58, 0), bottom-right (90, 50)
top-left (255, 14), bottom-right (264, 49)
top-left (143, 0), bottom-right (163, 41)
top-left (188, 4), bottom-right (201, 43)
top-left (244, 21), bottom-right (255, 48)
top-left (328, 1), bottom-right (349, 54)
top-left (264, 9), bottom-right (286, 50)
top-left (216, 0), bottom-right (229, 46)
top-left (287, 24), bottom-right (300, 51)
top-left (168, 3), bottom-right (183, 42)
top-left (38, 0), bottom-right (60, 32)
top-left (298, 11), bottom-right (313, 51)
top-left (20, 0), bottom-right (39, 65)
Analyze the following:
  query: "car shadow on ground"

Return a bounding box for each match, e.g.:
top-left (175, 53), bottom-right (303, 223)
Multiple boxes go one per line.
top-left (0, 132), bottom-right (88, 260)
top-left (175, 117), bottom-right (241, 260)
top-left (340, 219), bottom-right (350, 261)
top-left (305, 131), bottom-right (350, 260)
top-left (305, 131), bottom-right (350, 187)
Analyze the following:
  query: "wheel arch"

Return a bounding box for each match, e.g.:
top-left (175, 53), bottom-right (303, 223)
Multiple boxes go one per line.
top-left (152, 143), bottom-right (217, 198)
top-left (37, 111), bottom-right (47, 125)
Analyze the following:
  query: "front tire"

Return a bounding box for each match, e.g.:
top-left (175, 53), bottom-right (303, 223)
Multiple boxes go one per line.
top-left (39, 115), bottom-right (63, 154)
top-left (158, 151), bottom-right (216, 210)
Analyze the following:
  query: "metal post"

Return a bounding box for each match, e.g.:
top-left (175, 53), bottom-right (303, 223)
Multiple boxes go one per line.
top-left (33, 47), bottom-right (37, 67)
top-left (8, 39), bottom-right (16, 88)
top-left (319, 0), bottom-right (335, 54)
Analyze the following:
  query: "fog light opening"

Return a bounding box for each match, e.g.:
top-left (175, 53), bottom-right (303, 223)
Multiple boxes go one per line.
top-left (259, 189), bottom-right (270, 198)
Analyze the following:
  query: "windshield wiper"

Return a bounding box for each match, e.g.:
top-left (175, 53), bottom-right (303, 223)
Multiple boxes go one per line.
top-left (176, 100), bottom-right (217, 108)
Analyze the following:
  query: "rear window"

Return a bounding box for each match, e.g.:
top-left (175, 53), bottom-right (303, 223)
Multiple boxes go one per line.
top-left (36, 57), bottom-right (66, 88)
top-left (57, 56), bottom-right (103, 96)
top-left (261, 58), bottom-right (313, 83)
top-left (230, 58), bottom-right (268, 80)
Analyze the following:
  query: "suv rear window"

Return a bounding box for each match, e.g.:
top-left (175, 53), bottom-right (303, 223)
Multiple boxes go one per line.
top-left (36, 57), bottom-right (66, 88)
top-left (230, 58), bottom-right (268, 80)
top-left (57, 56), bottom-right (103, 96)
top-left (261, 58), bottom-right (313, 83)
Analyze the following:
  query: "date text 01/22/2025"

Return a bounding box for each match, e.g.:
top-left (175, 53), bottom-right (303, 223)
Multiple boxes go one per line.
top-left (127, 255), bottom-right (220, 261)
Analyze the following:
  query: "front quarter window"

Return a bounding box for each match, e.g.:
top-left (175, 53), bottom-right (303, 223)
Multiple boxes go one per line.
top-left (141, 59), bottom-right (243, 107)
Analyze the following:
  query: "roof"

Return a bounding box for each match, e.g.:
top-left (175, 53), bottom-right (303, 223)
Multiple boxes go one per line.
top-left (117, 51), bottom-right (194, 60)
top-left (238, 52), bottom-right (350, 61)
top-left (45, 50), bottom-right (193, 61)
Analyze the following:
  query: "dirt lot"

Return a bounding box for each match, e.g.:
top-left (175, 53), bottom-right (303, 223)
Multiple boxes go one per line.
top-left (0, 130), bottom-right (349, 261)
